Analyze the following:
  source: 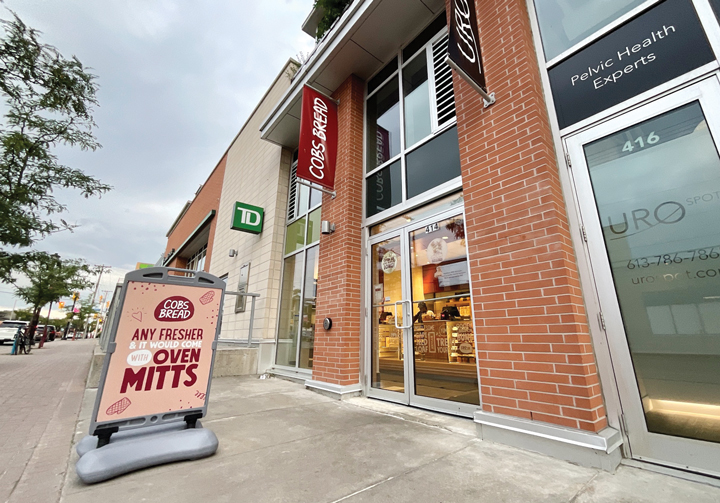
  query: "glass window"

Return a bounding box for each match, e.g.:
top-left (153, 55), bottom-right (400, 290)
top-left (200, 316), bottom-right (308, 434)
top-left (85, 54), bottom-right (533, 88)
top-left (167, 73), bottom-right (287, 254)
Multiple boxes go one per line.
top-left (367, 160), bottom-right (402, 217)
top-left (299, 246), bottom-right (319, 369)
top-left (309, 187), bottom-right (322, 209)
top-left (276, 161), bottom-right (323, 370)
top-left (285, 217), bottom-right (306, 255)
top-left (403, 53), bottom-right (432, 148)
top-left (306, 207), bottom-right (322, 245)
top-left (368, 58), bottom-right (398, 95)
top-left (406, 126), bottom-right (461, 199)
top-left (585, 101), bottom-right (720, 443)
top-left (365, 19), bottom-right (460, 219)
top-left (371, 237), bottom-right (405, 392)
top-left (535, 0), bottom-right (646, 60)
top-left (186, 244), bottom-right (207, 274)
top-left (366, 77), bottom-right (401, 172)
top-left (276, 253), bottom-right (303, 367)
top-left (370, 192), bottom-right (464, 236)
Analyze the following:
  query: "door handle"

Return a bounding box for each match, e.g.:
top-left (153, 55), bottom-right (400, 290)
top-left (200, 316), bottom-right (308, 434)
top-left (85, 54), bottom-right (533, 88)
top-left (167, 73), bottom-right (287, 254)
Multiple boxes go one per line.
top-left (403, 300), bottom-right (413, 329)
top-left (395, 300), bottom-right (413, 329)
top-left (394, 301), bottom-right (403, 329)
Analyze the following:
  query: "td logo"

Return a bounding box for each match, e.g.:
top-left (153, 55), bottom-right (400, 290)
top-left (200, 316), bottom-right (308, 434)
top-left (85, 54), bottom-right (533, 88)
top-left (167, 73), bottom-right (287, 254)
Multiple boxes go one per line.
top-left (232, 202), bottom-right (264, 234)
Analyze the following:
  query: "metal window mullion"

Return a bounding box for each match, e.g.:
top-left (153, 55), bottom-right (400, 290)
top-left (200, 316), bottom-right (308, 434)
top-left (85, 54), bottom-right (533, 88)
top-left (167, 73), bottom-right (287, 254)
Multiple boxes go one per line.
top-left (294, 249), bottom-right (307, 369)
top-left (365, 153), bottom-right (403, 178)
top-left (427, 40), bottom-right (440, 132)
top-left (366, 68), bottom-right (399, 100)
top-left (398, 49), bottom-right (408, 204)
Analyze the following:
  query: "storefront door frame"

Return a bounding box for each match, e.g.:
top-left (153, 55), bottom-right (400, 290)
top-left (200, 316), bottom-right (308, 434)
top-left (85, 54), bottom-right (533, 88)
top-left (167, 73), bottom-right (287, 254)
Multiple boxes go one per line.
top-left (564, 75), bottom-right (720, 477)
top-left (365, 204), bottom-right (482, 417)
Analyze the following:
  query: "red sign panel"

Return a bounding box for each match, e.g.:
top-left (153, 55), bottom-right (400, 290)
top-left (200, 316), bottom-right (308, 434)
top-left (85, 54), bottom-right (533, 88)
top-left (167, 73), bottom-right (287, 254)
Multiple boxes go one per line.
top-left (297, 85), bottom-right (338, 191)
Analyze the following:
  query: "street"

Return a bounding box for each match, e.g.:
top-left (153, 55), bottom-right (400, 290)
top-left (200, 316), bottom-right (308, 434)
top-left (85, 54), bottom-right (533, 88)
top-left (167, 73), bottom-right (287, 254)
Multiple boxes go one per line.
top-left (0, 339), bottom-right (95, 503)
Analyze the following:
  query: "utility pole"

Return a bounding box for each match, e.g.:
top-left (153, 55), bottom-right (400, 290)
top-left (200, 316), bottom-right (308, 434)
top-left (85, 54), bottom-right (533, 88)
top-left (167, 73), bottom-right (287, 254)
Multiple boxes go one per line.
top-left (92, 289), bottom-right (112, 338)
top-left (64, 292), bottom-right (79, 340)
top-left (84, 265), bottom-right (111, 339)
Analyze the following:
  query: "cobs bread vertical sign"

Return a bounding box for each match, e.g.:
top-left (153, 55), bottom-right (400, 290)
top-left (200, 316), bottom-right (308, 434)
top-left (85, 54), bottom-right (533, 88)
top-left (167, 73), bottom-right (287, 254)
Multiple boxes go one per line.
top-left (296, 85), bottom-right (338, 191)
top-left (90, 268), bottom-right (225, 435)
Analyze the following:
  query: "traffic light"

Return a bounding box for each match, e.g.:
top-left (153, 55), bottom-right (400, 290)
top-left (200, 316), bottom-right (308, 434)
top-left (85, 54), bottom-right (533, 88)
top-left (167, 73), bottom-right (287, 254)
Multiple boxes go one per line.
top-left (58, 301), bottom-right (65, 309)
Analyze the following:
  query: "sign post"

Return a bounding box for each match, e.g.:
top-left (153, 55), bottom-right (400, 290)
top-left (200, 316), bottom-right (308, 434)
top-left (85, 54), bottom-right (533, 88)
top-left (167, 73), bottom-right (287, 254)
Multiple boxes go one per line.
top-left (75, 267), bottom-right (226, 484)
top-left (446, 0), bottom-right (496, 107)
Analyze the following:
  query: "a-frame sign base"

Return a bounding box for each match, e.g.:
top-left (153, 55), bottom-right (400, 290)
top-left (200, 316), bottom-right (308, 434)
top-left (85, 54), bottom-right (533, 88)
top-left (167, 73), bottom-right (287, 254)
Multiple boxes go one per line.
top-left (75, 421), bottom-right (218, 484)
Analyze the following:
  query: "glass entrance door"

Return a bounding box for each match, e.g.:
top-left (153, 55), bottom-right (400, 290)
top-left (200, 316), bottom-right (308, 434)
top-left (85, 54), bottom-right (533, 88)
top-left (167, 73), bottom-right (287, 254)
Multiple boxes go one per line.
top-left (368, 208), bottom-right (480, 416)
top-left (565, 76), bottom-right (720, 476)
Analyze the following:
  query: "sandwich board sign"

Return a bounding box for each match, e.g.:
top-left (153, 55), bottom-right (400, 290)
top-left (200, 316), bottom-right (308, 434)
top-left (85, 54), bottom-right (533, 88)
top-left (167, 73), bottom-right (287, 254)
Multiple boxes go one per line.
top-left (78, 267), bottom-right (225, 483)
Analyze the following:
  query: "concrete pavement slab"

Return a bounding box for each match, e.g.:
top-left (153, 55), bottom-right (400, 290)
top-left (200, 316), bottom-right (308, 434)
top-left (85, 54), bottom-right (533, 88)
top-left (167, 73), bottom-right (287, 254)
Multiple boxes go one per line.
top-left (59, 375), bottom-right (720, 503)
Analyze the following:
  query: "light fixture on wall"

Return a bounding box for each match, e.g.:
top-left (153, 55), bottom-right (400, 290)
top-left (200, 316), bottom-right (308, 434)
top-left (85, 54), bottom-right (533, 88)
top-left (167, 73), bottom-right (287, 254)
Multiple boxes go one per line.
top-left (228, 249), bottom-right (237, 258)
top-left (321, 221), bottom-right (335, 234)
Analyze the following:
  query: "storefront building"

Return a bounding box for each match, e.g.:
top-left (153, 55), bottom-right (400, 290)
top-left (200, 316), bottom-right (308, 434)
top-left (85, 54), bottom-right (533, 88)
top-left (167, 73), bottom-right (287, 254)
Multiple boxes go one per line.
top-left (207, 60), bottom-right (298, 373)
top-left (163, 155), bottom-right (226, 273)
top-left (256, 0), bottom-right (720, 478)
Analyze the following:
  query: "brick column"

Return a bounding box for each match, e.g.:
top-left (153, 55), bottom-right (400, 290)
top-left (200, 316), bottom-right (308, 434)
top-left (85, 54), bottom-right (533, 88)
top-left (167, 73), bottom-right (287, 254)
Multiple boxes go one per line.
top-left (450, 0), bottom-right (607, 432)
top-left (312, 75), bottom-right (365, 386)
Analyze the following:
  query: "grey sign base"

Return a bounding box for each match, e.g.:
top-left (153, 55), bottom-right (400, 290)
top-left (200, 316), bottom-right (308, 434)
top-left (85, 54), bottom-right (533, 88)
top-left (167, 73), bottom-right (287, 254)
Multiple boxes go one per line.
top-left (76, 424), bottom-right (218, 484)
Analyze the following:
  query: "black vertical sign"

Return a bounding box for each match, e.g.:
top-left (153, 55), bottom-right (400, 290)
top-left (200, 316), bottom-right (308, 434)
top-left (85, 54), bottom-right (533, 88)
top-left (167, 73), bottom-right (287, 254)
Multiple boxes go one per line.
top-left (447, 0), bottom-right (493, 103)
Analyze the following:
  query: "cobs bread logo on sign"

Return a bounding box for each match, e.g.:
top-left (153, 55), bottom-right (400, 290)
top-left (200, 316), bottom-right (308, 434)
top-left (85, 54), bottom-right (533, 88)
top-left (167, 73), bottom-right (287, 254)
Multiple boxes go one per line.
top-left (154, 296), bottom-right (194, 322)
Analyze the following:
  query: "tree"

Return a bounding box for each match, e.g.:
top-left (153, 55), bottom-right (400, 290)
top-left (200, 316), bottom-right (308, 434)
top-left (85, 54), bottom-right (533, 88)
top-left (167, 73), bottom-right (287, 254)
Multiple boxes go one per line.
top-left (313, 0), bottom-right (352, 40)
top-left (0, 11), bottom-right (110, 272)
top-left (62, 294), bottom-right (96, 332)
top-left (13, 253), bottom-right (95, 340)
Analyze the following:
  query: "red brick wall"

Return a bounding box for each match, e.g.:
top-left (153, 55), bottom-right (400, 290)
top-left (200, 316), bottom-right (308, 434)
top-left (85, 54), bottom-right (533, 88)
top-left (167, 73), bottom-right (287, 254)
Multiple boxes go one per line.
top-left (449, 0), bottom-right (607, 432)
top-left (164, 154), bottom-right (227, 272)
top-left (312, 75), bottom-right (365, 385)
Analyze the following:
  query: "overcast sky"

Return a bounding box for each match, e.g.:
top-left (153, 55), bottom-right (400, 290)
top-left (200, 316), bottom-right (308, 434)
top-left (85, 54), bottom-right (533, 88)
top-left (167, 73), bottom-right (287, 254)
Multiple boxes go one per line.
top-left (0, 0), bottom-right (316, 316)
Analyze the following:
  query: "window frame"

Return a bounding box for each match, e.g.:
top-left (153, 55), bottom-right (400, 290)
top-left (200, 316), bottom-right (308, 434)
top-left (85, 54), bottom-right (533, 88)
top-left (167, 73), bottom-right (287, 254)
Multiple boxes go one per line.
top-left (275, 159), bottom-right (323, 371)
top-left (540, 0), bottom-right (663, 67)
top-left (364, 26), bottom-right (462, 225)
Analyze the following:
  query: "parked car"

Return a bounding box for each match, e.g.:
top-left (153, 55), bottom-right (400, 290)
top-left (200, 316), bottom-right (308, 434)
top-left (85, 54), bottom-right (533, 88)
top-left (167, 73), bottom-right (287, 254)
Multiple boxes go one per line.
top-left (35, 325), bottom-right (57, 342)
top-left (0, 320), bottom-right (29, 345)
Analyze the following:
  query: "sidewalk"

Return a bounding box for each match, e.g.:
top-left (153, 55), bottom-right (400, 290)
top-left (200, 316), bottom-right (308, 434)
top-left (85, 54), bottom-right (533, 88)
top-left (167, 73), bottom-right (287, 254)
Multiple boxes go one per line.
top-left (60, 375), bottom-right (720, 503)
top-left (0, 339), bottom-right (96, 503)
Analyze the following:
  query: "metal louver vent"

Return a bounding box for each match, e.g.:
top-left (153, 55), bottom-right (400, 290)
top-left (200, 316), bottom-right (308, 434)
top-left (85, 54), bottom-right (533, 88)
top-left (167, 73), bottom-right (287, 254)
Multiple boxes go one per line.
top-left (432, 35), bottom-right (456, 126)
top-left (287, 163), bottom-right (298, 220)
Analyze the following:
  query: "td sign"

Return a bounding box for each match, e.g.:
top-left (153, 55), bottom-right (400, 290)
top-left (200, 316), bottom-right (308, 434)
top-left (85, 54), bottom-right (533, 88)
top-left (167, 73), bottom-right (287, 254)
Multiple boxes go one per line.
top-left (232, 202), bottom-right (264, 234)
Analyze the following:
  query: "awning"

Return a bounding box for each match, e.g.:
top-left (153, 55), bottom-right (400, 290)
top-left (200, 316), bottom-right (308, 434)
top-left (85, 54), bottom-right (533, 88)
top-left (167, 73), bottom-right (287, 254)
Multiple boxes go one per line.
top-left (260, 0), bottom-right (445, 148)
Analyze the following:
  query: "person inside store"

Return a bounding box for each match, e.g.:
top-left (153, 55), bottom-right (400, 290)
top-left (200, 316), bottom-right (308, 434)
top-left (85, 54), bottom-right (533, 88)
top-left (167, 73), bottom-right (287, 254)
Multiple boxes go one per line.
top-left (413, 302), bottom-right (428, 324)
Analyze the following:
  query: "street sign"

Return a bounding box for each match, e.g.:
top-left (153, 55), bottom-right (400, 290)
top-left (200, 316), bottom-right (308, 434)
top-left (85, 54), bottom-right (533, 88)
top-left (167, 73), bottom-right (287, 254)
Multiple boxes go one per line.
top-left (90, 268), bottom-right (225, 436)
top-left (231, 201), bottom-right (264, 234)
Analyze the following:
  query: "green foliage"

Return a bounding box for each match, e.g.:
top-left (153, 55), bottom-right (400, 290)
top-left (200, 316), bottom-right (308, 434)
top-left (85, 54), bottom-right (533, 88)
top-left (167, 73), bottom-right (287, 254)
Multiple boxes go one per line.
top-left (12, 253), bottom-right (96, 337)
top-left (10, 308), bottom-right (54, 325)
top-left (314, 0), bottom-right (352, 41)
top-left (63, 294), bottom-right (96, 330)
top-left (9, 307), bottom-right (33, 321)
top-left (0, 11), bottom-right (111, 253)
